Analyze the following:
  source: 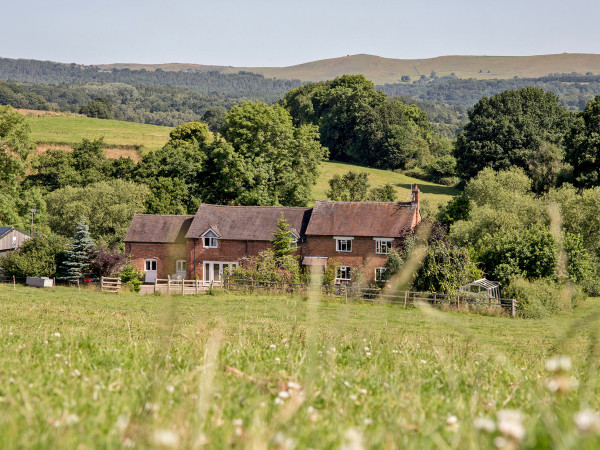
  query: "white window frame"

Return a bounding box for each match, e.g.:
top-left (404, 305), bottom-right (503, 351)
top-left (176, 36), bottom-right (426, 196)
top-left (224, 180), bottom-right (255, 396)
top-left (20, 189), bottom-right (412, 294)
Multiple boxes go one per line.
top-left (336, 265), bottom-right (351, 281)
top-left (374, 238), bottom-right (393, 254)
top-left (176, 260), bottom-right (186, 273)
top-left (204, 237), bottom-right (218, 248)
top-left (289, 232), bottom-right (299, 248)
top-left (375, 267), bottom-right (387, 281)
top-left (334, 236), bottom-right (354, 253)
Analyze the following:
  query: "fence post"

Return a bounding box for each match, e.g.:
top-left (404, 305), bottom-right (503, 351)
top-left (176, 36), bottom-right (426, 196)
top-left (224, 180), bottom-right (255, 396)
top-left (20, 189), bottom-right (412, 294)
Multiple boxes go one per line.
top-left (195, 279), bottom-right (199, 295)
top-left (167, 276), bottom-right (171, 294)
top-left (511, 299), bottom-right (516, 317)
top-left (77, 279), bottom-right (80, 293)
top-left (433, 292), bottom-right (437, 307)
top-left (101, 277), bottom-right (104, 292)
top-left (404, 291), bottom-right (408, 308)
top-left (345, 285), bottom-right (348, 304)
top-left (154, 278), bottom-right (157, 294)
top-left (13, 275), bottom-right (16, 290)
top-left (457, 295), bottom-right (460, 312)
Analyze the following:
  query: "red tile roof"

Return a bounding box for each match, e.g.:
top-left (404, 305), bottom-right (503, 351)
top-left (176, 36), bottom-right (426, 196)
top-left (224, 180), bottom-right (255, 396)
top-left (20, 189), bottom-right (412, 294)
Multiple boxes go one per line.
top-left (124, 215), bottom-right (193, 243)
top-left (186, 204), bottom-right (312, 241)
top-left (305, 201), bottom-right (417, 237)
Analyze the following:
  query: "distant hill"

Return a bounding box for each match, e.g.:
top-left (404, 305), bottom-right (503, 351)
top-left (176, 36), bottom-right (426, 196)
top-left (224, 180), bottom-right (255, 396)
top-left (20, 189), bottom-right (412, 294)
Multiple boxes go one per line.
top-left (99, 53), bottom-right (600, 84)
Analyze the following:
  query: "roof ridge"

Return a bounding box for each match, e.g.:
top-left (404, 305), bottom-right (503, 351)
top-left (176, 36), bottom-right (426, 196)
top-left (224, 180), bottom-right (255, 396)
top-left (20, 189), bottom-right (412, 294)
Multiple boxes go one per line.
top-left (314, 200), bottom-right (412, 205)
top-left (199, 204), bottom-right (312, 209)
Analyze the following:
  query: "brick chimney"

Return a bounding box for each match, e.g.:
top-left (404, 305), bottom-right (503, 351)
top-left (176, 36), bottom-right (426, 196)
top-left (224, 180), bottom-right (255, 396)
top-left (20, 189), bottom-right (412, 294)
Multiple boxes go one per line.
top-left (411, 185), bottom-right (421, 224)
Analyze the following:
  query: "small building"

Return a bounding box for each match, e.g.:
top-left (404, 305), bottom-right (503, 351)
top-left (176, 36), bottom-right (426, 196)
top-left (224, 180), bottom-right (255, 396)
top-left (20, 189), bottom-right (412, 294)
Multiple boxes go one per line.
top-left (0, 227), bottom-right (32, 258)
top-left (459, 278), bottom-right (501, 298)
top-left (124, 215), bottom-right (193, 282)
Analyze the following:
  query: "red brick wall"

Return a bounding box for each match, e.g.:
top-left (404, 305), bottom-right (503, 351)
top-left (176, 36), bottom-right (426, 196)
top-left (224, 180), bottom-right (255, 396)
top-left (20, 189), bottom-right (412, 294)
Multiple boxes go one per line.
top-left (125, 242), bottom-right (187, 280)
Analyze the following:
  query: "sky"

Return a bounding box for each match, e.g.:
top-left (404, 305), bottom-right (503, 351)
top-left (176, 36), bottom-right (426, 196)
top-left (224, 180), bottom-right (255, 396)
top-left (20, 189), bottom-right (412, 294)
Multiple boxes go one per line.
top-left (2, 0), bottom-right (600, 67)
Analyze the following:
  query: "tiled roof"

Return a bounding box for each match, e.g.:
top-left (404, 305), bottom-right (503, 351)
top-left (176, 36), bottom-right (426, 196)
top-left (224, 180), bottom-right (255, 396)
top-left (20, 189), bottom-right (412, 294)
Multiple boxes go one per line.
top-left (0, 227), bottom-right (13, 238)
top-left (186, 204), bottom-right (312, 241)
top-left (305, 201), bottom-right (417, 237)
top-left (124, 215), bottom-right (194, 243)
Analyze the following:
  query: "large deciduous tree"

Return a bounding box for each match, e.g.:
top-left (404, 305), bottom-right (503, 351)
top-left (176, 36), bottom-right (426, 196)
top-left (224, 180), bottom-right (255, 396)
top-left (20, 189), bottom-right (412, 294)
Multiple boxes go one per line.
top-left (0, 105), bottom-right (35, 190)
top-left (565, 95), bottom-right (600, 188)
top-left (455, 87), bottom-right (570, 186)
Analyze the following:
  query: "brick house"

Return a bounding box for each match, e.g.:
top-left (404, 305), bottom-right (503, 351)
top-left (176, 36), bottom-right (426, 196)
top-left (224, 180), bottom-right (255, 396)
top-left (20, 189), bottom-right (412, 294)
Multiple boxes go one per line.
top-left (124, 186), bottom-right (421, 285)
top-left (124, 215), bottom-right (193, 282)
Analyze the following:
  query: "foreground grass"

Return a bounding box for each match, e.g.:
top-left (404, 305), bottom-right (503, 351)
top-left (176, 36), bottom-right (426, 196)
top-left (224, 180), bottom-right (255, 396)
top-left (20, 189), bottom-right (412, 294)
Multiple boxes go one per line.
top-left (1, 285), bottom-right (599, 449)
top-left (26, 115), bottom-right (172, 152)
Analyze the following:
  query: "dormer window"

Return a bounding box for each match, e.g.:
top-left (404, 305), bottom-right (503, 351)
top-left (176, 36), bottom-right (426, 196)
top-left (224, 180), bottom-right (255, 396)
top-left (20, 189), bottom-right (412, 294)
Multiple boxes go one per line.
top-left (335, 236), bottom-right (353, 252)
top-left (289, 232), bottom-right (299, 248)
top-left (202, 230), bottom-right (219, 248)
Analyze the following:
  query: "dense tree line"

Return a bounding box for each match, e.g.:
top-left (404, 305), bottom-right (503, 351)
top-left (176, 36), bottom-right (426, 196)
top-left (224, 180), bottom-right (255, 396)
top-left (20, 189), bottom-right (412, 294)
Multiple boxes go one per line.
top-left (0, 57), bottom-right (302, 101)
top-left (379, 73), bottom-right (600, 110)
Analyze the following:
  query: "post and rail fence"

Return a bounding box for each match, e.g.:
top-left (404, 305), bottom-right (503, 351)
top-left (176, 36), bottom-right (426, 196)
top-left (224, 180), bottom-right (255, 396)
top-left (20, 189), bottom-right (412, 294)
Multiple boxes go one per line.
top-left (100, 277), bottom-right (121, 293)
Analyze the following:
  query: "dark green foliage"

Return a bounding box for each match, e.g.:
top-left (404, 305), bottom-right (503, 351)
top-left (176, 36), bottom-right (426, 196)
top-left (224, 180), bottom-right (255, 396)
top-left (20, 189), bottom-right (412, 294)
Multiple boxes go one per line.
top-left (144, 177), bottom-right (193, 215)
top-left (326, 171), bottom-right (370, 201)
top-left (201, 108), bottom-right (226, 132)
top-left (270, 213), bottom-right (297, 259)
top-left (412, 241), bottom-right (472, 294)
top-left (167, 121), bottom-right (211, 147)
top-left (228, 249), bottom-right (301, 284)
top-left (0, 234), bottom-right (68, 278)
top-left (503, 278), bottom-right (570, 319)
top-left (565, 95), bottom-right (600, 188)
top-left (61, 218), bottom-right (96, 281)
top-left (79, 97), bottom-right (113, 119)
top-left (564, 232), bottom-right (596, 287)
top-left (119, 264), bottom-right (143, 292)
top-left (455, 87), bottom-right (571, 183)
top-left (478, 226), bottom-right (558, 285)
top-left (368, 184), bottom-right (397, 202)
top-left (437, 194), bottom-right (471, 227)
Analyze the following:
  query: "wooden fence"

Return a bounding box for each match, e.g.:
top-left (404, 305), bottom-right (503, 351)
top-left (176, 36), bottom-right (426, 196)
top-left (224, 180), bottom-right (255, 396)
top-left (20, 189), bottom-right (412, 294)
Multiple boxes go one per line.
top-left (224, 278), bottom-right (517, 316)
top-left (100, 277), bottom-right (121, 293)
top-left (153, 278), bottom-right (205, 295)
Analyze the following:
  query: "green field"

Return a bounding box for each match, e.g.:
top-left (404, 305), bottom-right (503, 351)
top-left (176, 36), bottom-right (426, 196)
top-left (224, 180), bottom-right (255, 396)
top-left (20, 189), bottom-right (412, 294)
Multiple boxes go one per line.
top-left (316, 161), bottom-right (458, 208)
top-left (26, 114), bottom-right (172, 152)
top-left (1, 285), bottom-right (599, 448)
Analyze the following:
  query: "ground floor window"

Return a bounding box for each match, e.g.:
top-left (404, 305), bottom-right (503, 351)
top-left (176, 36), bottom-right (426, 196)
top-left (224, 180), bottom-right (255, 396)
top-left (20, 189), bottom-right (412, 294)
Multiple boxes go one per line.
top-left (203, 261), bottom-right (238, 284)
top-left (176, 260), bottom-right (186, 273)
top-left (375, 267), bottom-right (387, 281)
top-left (145, 260), bottom-right (156, 271)
top-left (337, 265), bottom-right (351, 281)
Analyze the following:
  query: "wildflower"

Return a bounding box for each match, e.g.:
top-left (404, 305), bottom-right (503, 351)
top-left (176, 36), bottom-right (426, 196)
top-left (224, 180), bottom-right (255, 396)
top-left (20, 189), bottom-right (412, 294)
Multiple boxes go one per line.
top-left (152, 429), bottom-right (179, 448)
top-left (420, 360), bottom-right (427, 364)
top-left (545, 356), bottom-right (572, 373)
top-left (364, 347), bottom-right (370, 352)
top-left (233, 418), bottom-right (244, 437)
top-left (366, 352), bottom-right (372, 357)
top-left (274, 397), bottom-right (285, 406)
top-left (497, 409), bottom-right (525, 442)
top-left (8, 332), bottom-right (13, 336)
top-left (274, 357), bottom-right (281, 364)
top-left (278, 391), bottom-right (290, 399)
top-left (546, 376), bottom-right (578, 393)
top-left (55, 353), bottom-right (61, 358)
top-left (287, 381), bottom-right (301, 390)
top-left (144, 402), bottom-right (159, 413)
top-left (115, 414), bottom-right (129, 433)
top-left (274, 432), bottom-right (294, 449)
top-left (446, 415), bottom-right (458, 432)
top-left (344, 381), bottom-right (352, 388)
top-left (574, 409), bottom-right (600, 435)
top-left (269, 344), bottom-right (276, 350)
top-left (473, 417), bottom-right (496, 433)
top-left (493, 436), bottom-right (508, 448)
top-left (359, 388), bottom-right (367, 395)
top-left (65, 413), bottom-right (79, 425)
top-left (43, 340), bottom-right (48, 344)
top-left (71, 369), bottom-right (81, 378)
top-left (165, 385), bottom-right (175, 393)
top-left (342, 428), bottom-right (364, 450)
top-left (364, 418), bottom-right (373, 425)
top-left (330, 347), bottom-right (337, 353)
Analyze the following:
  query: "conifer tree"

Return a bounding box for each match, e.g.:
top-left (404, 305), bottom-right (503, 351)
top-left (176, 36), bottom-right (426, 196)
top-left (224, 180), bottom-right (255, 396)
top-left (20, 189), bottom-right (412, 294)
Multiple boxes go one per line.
top-left (271, 213), bottom-right (297, 259)
top-left (62, 218), bottom-right (95, 281)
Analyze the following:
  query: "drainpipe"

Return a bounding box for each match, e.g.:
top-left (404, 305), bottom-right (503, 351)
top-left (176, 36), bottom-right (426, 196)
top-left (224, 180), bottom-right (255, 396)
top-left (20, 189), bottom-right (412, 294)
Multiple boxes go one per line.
top-left (193, 238), bottom-right (197, 279)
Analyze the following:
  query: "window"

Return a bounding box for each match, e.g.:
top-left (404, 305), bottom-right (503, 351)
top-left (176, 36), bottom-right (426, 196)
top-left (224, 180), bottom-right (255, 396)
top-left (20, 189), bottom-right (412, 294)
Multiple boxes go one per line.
top-left (335, 237), bottom-right (353, 252)
top-left (289, 233), bottom-right (298, 248)
top-left (176, 260), bottom-right (186, 273)
top-left (375, 267), bottom-right (387, 281)
top-left (337, 266), bottom-right (351, 280)
top-left (145, 260), bottom-right (156, 271)
top-left (375, 238), bottom-right (393, 254)
top-left (204, 237), bottom-right (217, 248)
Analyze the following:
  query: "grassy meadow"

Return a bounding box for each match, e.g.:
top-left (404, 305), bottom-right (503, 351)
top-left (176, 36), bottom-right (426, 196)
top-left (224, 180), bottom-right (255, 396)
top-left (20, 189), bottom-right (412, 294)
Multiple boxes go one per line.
top-left (24, 113), bottom-right (172, 153)
top-left (1, 284), bottom-right (599, 448)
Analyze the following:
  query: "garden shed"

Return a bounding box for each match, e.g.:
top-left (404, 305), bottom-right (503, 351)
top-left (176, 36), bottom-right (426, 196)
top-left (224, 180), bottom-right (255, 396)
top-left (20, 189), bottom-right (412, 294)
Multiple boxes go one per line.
top-left (459, 278), bottom-right (501, 299)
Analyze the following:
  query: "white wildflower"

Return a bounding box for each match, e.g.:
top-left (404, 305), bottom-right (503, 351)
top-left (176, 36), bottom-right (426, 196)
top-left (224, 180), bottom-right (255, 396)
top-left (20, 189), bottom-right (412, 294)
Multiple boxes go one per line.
top-left (545, 356), bottom-right (572, 373)
top-left (364, 347), bottom-right (370, 352)
top-left (165, 385), bottom-right (175, 393)
top-left (359, 388), bottom-right (367, 395)
top-left (278, 391), bottom-right (290, 399)
top-left (115, 414), bottom-right (129, 433)
top-left (65, 413), bottom-right (79, 425)
top-left (152, 429), bottom-right (179, 448)
top-left (473, 417), bottom-right (496, 433)
top-left (546, 375), bottom-right (579, 393)
top-left (342, 428), bottom-right (364, 450)
top-left (232, 418), bottom-right (243, 427)
top-left (43, 340), bottom-right (48, 345)
top-left (364, 418), bottom-right (373, 425)
top-left (447, 415), bottom-right (458, 432)
top-left (366, 352), bottom-right (372, 357)
top-left (269, 344), bottom-right (276, 350)
top-left (344, 381), bottom-right (352, 388)
top-left (8, 332), bottom-right (13, 336)
top-left (574, 409), bottom-right (600, 434)
top-left (420, 360), bottom-right (427, 364)
top-left (54, 353), bottom-right (61, 358)
top-left (122, 438), bottom-right (135, 448)
top-left (144, 402), bottom-right (159, 413)
top-left (274, 432), bottom-right (294, 450)
top-left (493, 436), bottom-right (508, 448)
top-left (287, 381), bottom-right (301, 390)
top-left (71, 369), bottom-right (81, 378)
top-left (274, 357), bottom-right (281, 364)
top-left (497, 409), bottom-right (525, 442)
top-left (274, 397), bottom-right (285, 405)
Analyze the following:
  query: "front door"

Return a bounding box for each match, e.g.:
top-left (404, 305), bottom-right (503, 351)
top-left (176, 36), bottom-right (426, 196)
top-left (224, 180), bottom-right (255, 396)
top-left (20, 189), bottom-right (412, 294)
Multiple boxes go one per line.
top-left (144, 259), bottom-right (157, 283)
top-left (203, 262), bottom-right (237, 285)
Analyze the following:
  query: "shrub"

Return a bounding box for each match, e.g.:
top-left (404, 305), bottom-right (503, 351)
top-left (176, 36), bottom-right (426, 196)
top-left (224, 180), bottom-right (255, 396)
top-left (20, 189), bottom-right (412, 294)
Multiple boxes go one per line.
top-left (503, 278), bottom-right (577, 318)
top-left (119, 264), bottom-right (143, 292)
top-left (0, 235), bottom-right (68, 278)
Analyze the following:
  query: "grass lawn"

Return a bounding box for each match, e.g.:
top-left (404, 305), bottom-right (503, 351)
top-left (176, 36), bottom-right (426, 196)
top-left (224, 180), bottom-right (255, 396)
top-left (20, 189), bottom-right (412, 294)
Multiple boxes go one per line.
top-left (26, 115), bottom-right (172, 152)
top-left (1, 285), bottom-right (599, 448)
top-left (315, 161), bottom-right (459, 208)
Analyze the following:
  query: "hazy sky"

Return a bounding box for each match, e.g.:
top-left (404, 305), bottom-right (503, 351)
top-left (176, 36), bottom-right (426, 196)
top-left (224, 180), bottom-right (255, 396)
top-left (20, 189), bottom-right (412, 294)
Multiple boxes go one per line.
top-left (2, 0), bottom-right (599, 67)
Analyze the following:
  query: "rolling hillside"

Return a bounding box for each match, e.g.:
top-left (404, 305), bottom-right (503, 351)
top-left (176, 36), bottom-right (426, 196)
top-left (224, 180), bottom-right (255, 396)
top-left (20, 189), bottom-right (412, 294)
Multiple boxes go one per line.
top-left (23, 112), bottom-right (457, 208)
top-left (100, 53), bottom-right (600, 84)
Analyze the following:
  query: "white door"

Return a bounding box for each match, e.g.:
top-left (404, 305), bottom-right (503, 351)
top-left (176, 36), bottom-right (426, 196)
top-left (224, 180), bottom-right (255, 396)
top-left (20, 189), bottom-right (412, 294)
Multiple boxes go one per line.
top-left (144, 259), bottom-right (157, 283)
top-left (203, 262), bottom-right (237, 285)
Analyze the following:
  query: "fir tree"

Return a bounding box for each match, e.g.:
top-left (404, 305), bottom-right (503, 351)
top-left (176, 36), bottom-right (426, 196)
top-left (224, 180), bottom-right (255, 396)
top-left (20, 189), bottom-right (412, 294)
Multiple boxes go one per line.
top-left (271, 213), bottom-right (297, 259)
top-left (62, 218), bottom-right (95, 281)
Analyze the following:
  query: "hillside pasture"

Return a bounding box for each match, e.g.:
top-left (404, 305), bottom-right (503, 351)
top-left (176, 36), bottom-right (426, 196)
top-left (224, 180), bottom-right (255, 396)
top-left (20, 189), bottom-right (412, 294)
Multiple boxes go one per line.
top-left (1, 285), bottom-right (599, 448)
